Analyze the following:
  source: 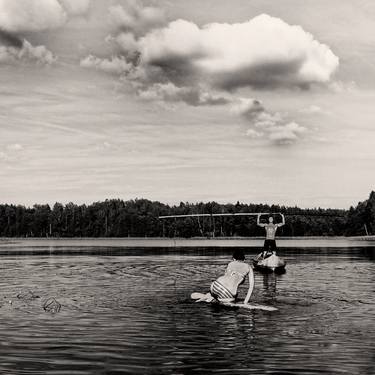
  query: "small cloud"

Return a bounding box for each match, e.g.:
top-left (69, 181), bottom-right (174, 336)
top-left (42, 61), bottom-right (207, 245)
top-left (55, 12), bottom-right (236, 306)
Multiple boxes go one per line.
top-left (269, 130), bottom-right (298, 145)
top-left (231, 98), bottom-right (264, 120)
top-left (268, 122), bottom-right (306, 145)
top-left (246, 129), bottom-right (263, 139)
top-left (18, 41), bottom-right (56, 64)
top-left (0, 144), bottom-right (25, 163)
top-left (233, 98), bottom-right (307, 145)
top-left (253, 111), bottom-right (284, 129)
top-left (329, 80), bottom-right (356, 93)
top-left (137, 82), bottom-right (230, 106)
top-left (0, 40), bottom-right (56, 65)
top-left (80, 55), bottom-right (132, 75)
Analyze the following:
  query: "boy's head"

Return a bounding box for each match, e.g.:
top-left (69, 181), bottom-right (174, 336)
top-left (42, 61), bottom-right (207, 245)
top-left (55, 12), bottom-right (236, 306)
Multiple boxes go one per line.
top-left (232, 249), bottom-right (245, 261)
top-left (268, 216), bottom-right (274, 223)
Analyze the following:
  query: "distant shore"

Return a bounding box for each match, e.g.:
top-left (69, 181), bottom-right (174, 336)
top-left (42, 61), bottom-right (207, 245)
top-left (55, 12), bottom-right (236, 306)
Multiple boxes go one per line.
top-left (0, 236), bottom-right (374, 255)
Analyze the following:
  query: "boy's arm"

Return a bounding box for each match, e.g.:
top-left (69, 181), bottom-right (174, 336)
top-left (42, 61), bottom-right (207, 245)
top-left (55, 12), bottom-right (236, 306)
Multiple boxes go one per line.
top-left (277, 213), bottom-right (285, 227)
top-left (244, 267), bottom-right (255, 304)
top-left (257, 214), bottom-right (266, 227)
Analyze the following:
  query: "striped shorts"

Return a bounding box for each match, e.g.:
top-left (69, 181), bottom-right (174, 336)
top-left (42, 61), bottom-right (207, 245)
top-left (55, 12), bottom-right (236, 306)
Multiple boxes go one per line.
top-left (210, 280), bottom-right (235, 301)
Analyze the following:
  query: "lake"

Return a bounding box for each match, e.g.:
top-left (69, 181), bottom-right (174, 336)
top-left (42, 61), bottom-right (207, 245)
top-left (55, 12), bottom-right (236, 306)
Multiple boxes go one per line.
top-left (0, 244), bottom-right (373, 374)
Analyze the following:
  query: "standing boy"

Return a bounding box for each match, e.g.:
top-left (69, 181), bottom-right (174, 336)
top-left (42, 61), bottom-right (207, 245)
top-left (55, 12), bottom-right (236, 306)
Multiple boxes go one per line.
top-left (257, 213), bottom-right (285, 256)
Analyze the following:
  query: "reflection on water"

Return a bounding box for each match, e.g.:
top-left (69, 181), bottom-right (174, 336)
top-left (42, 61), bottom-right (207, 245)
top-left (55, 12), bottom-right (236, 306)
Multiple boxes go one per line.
top-left (262, 273), bottom-right (278, 301)
top-left (0, 247), bottom-right (374, 374)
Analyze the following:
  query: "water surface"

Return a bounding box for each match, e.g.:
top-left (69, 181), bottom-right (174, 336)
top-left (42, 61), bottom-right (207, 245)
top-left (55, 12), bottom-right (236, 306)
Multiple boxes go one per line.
top-left (0, 247), bottom-right (373, 374)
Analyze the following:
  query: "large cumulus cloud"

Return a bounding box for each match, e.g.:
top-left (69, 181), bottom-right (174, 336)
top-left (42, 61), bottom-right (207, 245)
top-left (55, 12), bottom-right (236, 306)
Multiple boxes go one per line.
top-left (136, 14), bottom-right (339, 90)
top-left (83, 12), bottom-right (339, 89)
top-left (82, 5), bottom-right (339, 88)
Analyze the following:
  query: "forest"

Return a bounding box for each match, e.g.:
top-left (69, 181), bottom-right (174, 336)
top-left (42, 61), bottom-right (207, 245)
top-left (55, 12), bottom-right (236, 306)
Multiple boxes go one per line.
top-left (0, 192), bottom-right (374, 238)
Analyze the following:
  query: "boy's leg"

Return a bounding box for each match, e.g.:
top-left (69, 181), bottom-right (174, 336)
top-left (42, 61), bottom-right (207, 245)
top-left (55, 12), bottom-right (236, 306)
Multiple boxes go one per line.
top-left (271, 240), bottom-right (277, 252)
top-left (264, 239), bottom-right (269, 251)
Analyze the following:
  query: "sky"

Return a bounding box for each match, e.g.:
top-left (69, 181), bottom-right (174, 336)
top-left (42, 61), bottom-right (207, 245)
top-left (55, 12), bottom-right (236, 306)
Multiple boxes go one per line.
top-left (0, 0), bottom-right (374, 208)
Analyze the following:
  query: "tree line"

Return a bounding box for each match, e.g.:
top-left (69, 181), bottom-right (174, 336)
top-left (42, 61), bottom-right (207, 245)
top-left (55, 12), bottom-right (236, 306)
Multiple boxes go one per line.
top-left (0, 192), bottom-right (374, 238)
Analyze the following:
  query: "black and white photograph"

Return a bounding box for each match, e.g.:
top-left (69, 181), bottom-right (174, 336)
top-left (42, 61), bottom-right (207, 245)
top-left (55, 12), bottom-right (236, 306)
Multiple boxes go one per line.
top-left (0, 0), bottom-right (374, 374)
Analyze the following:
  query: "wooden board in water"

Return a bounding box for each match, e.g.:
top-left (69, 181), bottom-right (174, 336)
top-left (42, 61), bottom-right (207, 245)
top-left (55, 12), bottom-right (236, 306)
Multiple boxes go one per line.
top-left (191, 292), bottom-right (278, 311)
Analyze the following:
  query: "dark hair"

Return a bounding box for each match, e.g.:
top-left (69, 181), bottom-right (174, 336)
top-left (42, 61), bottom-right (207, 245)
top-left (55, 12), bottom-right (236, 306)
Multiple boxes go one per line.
top-left (232, 249), bottom-right (245, 261)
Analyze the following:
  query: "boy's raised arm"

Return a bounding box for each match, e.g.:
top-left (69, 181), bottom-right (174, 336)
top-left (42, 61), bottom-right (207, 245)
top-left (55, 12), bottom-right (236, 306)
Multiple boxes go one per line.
top-left (278, 213), bottom-right (285, 227)
top-left (257, 214), bottom-right (265, 227)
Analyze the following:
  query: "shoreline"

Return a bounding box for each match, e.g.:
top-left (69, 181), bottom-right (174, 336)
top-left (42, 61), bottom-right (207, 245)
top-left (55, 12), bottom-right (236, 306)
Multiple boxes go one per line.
top-left (0, 236), bottom-right (374, 254)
